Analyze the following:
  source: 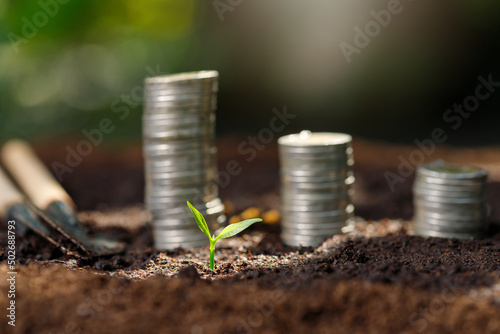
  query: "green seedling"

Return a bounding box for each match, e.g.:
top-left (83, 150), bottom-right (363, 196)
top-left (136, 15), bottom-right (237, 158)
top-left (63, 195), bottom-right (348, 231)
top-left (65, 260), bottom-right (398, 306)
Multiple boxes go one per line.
top-left (187, 201), bottom-right (262, 271)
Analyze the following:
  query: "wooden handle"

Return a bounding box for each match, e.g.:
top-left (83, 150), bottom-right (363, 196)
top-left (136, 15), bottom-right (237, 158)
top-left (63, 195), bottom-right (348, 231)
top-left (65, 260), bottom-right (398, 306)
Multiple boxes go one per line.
top-left (1, 140), bottom-right (75, 210)
top-left (0, 166), bottom-right (25, 218)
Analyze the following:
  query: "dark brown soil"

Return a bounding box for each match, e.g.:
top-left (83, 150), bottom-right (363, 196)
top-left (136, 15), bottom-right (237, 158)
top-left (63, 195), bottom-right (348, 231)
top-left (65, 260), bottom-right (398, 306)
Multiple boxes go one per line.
top-left (1, 137), bottom-right (500, 334)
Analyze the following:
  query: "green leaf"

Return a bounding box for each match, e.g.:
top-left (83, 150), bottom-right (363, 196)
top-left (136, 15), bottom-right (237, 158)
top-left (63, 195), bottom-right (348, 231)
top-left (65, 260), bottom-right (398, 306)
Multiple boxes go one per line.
top-left (215, 218), bottom-right (262, 242)
top-left (187, 201), bottom-right (211, 239)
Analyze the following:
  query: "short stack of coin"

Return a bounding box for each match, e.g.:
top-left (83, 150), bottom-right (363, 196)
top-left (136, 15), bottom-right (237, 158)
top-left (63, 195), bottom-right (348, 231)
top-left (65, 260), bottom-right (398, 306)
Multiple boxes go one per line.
top-left (413, 161), bottom-right (488, 239)
top-left (278, 131), bottom-right (355, 247)
top-left (143, 71), bottom-right (226, 250)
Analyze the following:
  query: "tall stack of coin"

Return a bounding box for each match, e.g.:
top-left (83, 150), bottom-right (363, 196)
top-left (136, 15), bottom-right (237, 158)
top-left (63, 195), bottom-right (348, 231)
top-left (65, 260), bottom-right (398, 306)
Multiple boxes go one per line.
top-left (143, 71), bottom-right (225, 250)
top-left (278, 131), bottom-right (355, 247)
top-left (413, 161), bottom-right (487, 239)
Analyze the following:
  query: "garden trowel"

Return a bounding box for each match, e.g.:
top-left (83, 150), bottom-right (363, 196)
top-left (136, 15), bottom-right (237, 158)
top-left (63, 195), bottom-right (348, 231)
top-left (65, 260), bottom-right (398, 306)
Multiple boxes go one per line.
top-left (1, 139), bottom-right (125, 256)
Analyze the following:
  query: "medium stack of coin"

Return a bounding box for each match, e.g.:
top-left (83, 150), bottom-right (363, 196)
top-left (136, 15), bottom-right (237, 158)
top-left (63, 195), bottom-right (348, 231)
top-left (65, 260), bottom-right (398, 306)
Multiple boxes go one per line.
top-left (413, 161), bottom-right (487, 239)
top-left (143, 71), bottom-right (226, 250)
top-left (278, 131), bottom-right (355, 247)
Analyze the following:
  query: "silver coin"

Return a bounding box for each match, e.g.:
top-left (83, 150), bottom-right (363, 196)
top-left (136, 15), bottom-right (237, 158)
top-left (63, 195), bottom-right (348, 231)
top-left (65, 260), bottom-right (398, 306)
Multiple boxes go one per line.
top-left (145, 176), bottom-right (216, 188)
top-left (145, 153), bottom-right (215, 168)
top-left (154, 239), bottom-right (209, 250)
top-left (143, 149), bottom-right (216, 161)
top-left (145, 80), bottom-right (217, 90)
top-left (282, 171), bottom-right (353, 184)
top-left (144, 97), bottom-right (215, 108)
top-left (153, 215), bottom-right (224, 230)
top-left (414, 176), bottom-right (486, 188)
top-left (281, 198), bottom-right (353, 211)
top-left (142, 125), bottom-right (215, 139)
top-left (145, 167), bottom-right (215, 178)
top-left (145, 180), bottom-right (218, 198)
top-left (281, 200), bottom-right (352, 212)
top-left (146, 184), bottom-right (217, 197)
top-left (144, 81), bottom-right (217, 91)
top-left (143, 118), bottom-right (214, 129)
top-left (145, 90), bottom-right (215, 99)
top-left (144, 97), bottom-right (216, 108)
top-left (281, 188), bottom-right (350, 198)
top-left (146, 191), bottom-right (218, 203)
top-left (281, 224), bottom-right (348, 235)
top-left (145, 158), bottom-right (215, 171)
top-left (281, 214), bottom-right (352, 225)
top-left (417, 161), bottom-right (487, 180)
top-left (413, 198), bottom-right (484, 210)
top-left (282, 189), bottom-right (352, 200)
top-left (143, 128), bottom-right (213, 140)
top-left (280, 161), bottom-right (353, 173)
top-left (279, 131), bottom-right (352, 149)
top-left (413, 227), bottom-right (483, 240)
top-left (143, 142), bottom-right (215, 157)
top-left (280, 238), bottom-right (323, 247)
top-left (146, 200), bottom-right (208, 212)
top-left (152, 232), bottom-right (209, 243)
top-left (281, 167), bottom-right (352, 175)
top-left (280, 233), bottom-right (332, 247)
top-left (413, 213), bottom-right (485, 226)
top-left (414, 205), bottom-right (486, 220)
top-left (152, 226), bottom-right (204, 235)
top-left (145, 70), bottom-right (218, 84)
top-left (414, 220), bottom-right (485, 233)
top-left (152, 211), bottom-right (223, 224)
top-left (283, 178), bottom-right (353, 189)
top-left (145, 96), bottom-right (215, 106)
top-left (145, 184), bottom-right (216, 198)
top-left (145, 167), bottom-right (215, 179)
top-left (279, 151), bottom-right (352, 162)
top-left (144, 149), bottom-right (215, 161)
top-left (142, 111), bottom-right (212, 122)
top-left (143, 112), bottom-right (214, 123)
top-left (281, 217), bottom-right (352, 227)
top-left (142, 115), bottom-right (215, 127)
top-left (145, 86), bottom-right (217, 96)
top-left (145, 161), bottom-right (215, 174)
top-left (281, 233), bottom-right (331, 243)
top-left (413, 193), bottom-right (484, 204)
top-left (413, 185), bottom-right (484, 199)
top-left (283, 206), bottom-right (353, 218)
top-left (144, 104), bottom-right (216, 115)
top-left (281, 225), bottom-right (345, 236)
top-left (150, 203), bottom-right (225, 219)
top-left (146, 198), bottom-right (222, 212)
top-left (146, 188), bottom-right (218, 201)
top-left (414, 177), bottom-right (485, 190)
top-left (280, 167), bottom-right (351, 177)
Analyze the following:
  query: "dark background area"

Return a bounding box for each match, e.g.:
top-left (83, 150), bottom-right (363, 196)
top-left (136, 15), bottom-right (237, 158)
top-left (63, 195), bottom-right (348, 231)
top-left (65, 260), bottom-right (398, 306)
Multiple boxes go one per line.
top-left (0, 0), bottom-right (500, 145)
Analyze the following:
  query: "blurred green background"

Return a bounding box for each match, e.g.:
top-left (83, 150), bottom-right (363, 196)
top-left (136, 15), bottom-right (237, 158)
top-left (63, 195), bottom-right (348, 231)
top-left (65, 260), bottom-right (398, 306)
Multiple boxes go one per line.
top-left (1, 0), bottom-right (500, 145)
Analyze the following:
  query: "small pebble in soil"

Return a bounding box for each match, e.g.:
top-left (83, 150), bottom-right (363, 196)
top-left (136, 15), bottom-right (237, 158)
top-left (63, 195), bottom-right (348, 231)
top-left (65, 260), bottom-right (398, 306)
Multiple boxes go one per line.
top-left (177, 265), bottom-right (199, 280)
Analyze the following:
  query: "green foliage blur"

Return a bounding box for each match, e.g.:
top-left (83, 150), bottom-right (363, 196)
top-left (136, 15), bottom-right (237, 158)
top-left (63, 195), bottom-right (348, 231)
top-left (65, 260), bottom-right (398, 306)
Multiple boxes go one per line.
top-left (0, 0), bottom-right (201, 141)
top-left (1, 0), bottom-right (500, 145)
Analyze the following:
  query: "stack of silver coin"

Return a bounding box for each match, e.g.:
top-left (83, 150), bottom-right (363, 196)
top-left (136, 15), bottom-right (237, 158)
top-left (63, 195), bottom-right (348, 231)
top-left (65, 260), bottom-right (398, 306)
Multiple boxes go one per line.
top-left (413, 161), bottom-right (488, 239)
top-left (143, 71), bottom-right (226, 250)
top-left (278, 131), bottom-right (355, 247)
